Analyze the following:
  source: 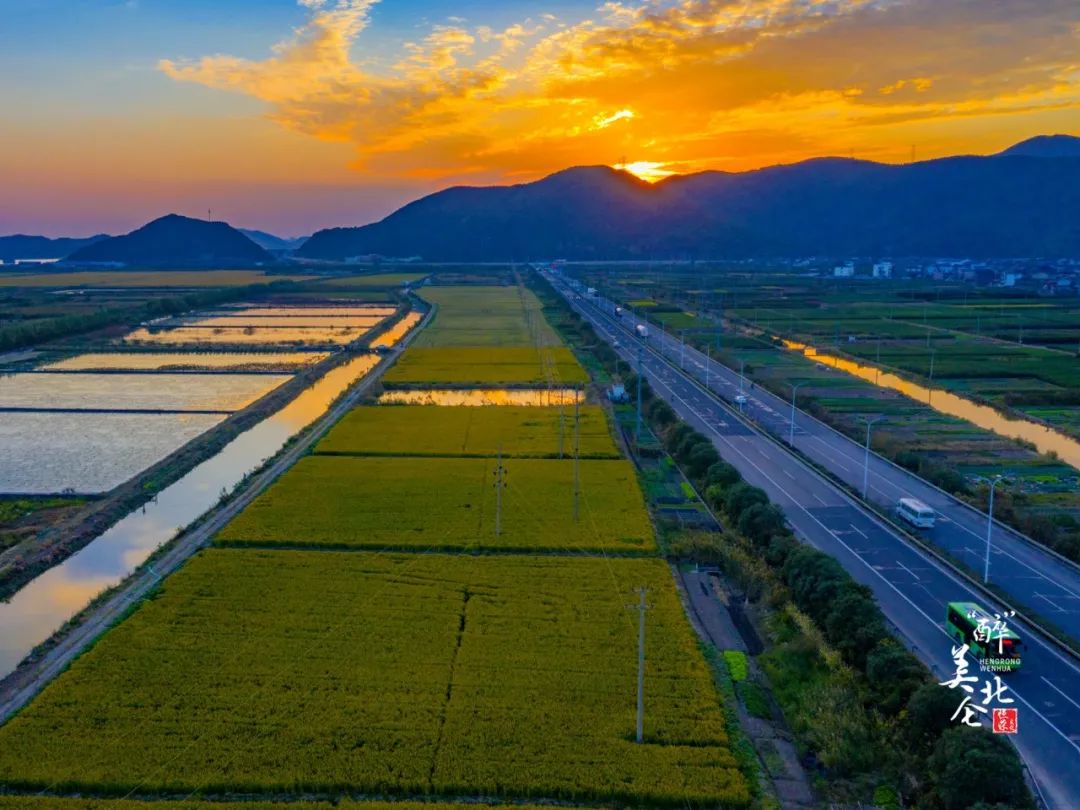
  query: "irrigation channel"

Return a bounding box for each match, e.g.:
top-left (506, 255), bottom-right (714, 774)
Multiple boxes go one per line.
top-left (780, 338), bottom-right (1080, 472)
top-left (0, 341), bottom-right (407, 677)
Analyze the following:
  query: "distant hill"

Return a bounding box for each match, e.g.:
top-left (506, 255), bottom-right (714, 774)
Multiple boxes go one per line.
top-left (239, 229), bottom-right (308, 251)
top-left (0, 234), bottom-right (109, 262)
top-left (298, 136), bottom-right (1080, 261)
top-left (67, 214), bottom-right (272, 267)
top-left (997, 134), bottom-right (1080, 158)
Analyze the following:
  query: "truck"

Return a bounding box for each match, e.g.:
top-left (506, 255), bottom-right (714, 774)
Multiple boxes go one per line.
top-left (586, 287), bottom-right (597, 297)
top-left (635, 323), bottom-right (649, 339)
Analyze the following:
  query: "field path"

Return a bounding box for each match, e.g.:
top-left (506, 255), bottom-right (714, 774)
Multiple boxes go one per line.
top-left (0, 304), bottom-right (433, 725)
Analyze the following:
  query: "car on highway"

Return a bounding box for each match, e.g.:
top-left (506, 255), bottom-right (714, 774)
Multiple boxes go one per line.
top-left (734, 394), bottom-right (748, 405)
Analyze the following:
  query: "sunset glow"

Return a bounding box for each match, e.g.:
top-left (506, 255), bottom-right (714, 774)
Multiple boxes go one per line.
top-left (2, 0), bottom-right (1078, 235)
top-left (619, 161), bottom-right (676, 183)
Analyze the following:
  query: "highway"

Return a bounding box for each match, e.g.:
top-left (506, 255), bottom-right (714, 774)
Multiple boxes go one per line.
top-left (546, 272), bottom-right (1080, 809)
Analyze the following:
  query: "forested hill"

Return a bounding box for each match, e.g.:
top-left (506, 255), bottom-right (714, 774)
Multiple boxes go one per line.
top-left (67, 214), bottom-right (271, 267)
top-left (298, 135), bottom-right (1080, 261)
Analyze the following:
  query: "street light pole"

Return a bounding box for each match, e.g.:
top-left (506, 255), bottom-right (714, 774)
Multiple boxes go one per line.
top-left (739, 359), bottom-right (746, 392)
top-left (680, 330), bottom-right (685, 368)
top-left (861, 416), bottom-right (885, 499)
top-left (985, 476), bottom-right (1004, 583)
top-left (706, 345), bottom-right (711, 388)
top-left (789, 382), bottom-right (807, 445)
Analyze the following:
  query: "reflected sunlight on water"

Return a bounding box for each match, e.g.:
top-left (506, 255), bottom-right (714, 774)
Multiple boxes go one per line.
top-left (0, 353), bottom-right (382, 677)
top-left (783, 339), bottom-right (1080, 471)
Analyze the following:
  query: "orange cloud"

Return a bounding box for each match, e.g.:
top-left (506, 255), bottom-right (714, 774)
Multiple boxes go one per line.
top-left (160, 0), bottom-right (1080, 183)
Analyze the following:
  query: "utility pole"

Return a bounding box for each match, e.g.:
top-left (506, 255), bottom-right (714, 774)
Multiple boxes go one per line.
top-left (573, 390), bottom-right (581, 522)
top-left (493, 445), bottom-right (507, 536)
top-left (985, 476), bottom-right (1004, 583)
top-left (559, 402), bottom-right (565, 459)
top-left (627, 586), bottom-right (650, 744)
top-left (861, 416), bottom-right (885, 500)
top-left (789, 382), bottom-right (807, 445)
top-left (636, 343), bottom-right (644, 442)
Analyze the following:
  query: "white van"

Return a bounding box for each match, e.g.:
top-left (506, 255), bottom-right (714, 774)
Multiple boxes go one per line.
top-left (896, 497), bottom-right (936, 529)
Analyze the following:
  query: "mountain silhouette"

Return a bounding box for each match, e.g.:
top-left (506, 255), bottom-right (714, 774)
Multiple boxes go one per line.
top-left (997, 134), bottom-right (1080, 158)
top-left (67, 214), bottom-right (271, 266)
top-left (239, 228), bottom-right (309, 251)
top-left (298, 136), bottom-right (1080, 260)
top-left (0, 234), bottom-right (109, 263)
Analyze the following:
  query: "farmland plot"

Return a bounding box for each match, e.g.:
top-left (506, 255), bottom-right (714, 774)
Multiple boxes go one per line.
top-left (0, 550), bottom-right (746, 806)
top-left (414, 286), bottom-right (560, 347)
top-left (383, 347), bottom-right (587, 385)
top-left (42, 352), bottom-right (328, 372)
top-left (0, 373), bottom-right (289, 412)
top-left (0, 411), bottom-right (224, 494)
top-left (217, 455), bottom-right (654, 552)
top-left (316, 405), bottom-right (620, 458)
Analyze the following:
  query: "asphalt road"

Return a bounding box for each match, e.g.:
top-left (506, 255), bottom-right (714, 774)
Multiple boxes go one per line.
top-left (548, 272), bottom-right (1080, 809)
top-left (620, 300), bottom-right (1080, 644)
top-left (0, 308), bottom-right (432, 726)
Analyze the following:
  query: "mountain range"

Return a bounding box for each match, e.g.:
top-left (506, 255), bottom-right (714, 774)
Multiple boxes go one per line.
top-left (0, 234), bottom-right (108, 263)
top-left (299, 134), bottom-right (1080, 261)
top-left (4, 134), bottom-right (1079, 267)
top-left (238, 229), bottom-right (309, 252)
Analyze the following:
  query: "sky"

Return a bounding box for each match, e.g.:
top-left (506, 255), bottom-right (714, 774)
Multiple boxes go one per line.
top-left (2, 0), bottom-right (1079, 237)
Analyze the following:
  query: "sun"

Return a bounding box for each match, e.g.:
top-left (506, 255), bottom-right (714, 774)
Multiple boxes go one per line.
top-left (618, 161), bottom-right (675, 183)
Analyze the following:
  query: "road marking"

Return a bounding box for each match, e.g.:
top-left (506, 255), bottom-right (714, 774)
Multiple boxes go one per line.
top-left (1041, 676), bottom-right (1080, 711)
top-left (812, 493), bottom-right (828, 506)
top-left (849, 523), bottom-right (868, 538)
top-left (783, 469), bottom-right (796, 480)
top-left (1035, 593), bottom-right (1068, 613)
top-left (897, 561), bottom-right (922, 581)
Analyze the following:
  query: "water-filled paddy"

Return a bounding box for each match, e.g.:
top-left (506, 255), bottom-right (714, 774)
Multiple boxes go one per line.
top-left (42, 352), bottom-right (328, 371)
top-left (0, 353), bottom-right (382, 674)
top-left (185, 315), bottom-right (386, 328)
top-left (124, 325), bottom-right (372, 346)
top-left (0, 373), bottom-right (290, 412)
top-left (0, 411), bottom-right (224, 494)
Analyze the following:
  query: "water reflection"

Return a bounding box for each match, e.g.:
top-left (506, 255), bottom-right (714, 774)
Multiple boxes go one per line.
top-left (43, 352), bottom-right (329, 372)
top-left (125, 326), bottom-right (374, 346)
top-left (378, 388), bottom-right (583, 406)
top-left (0, 354), bottom-right (379, 677)
top-left (372, 312), bottom-right (423, 349)
top-left (783, 339), bottom-right (1080, 471)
